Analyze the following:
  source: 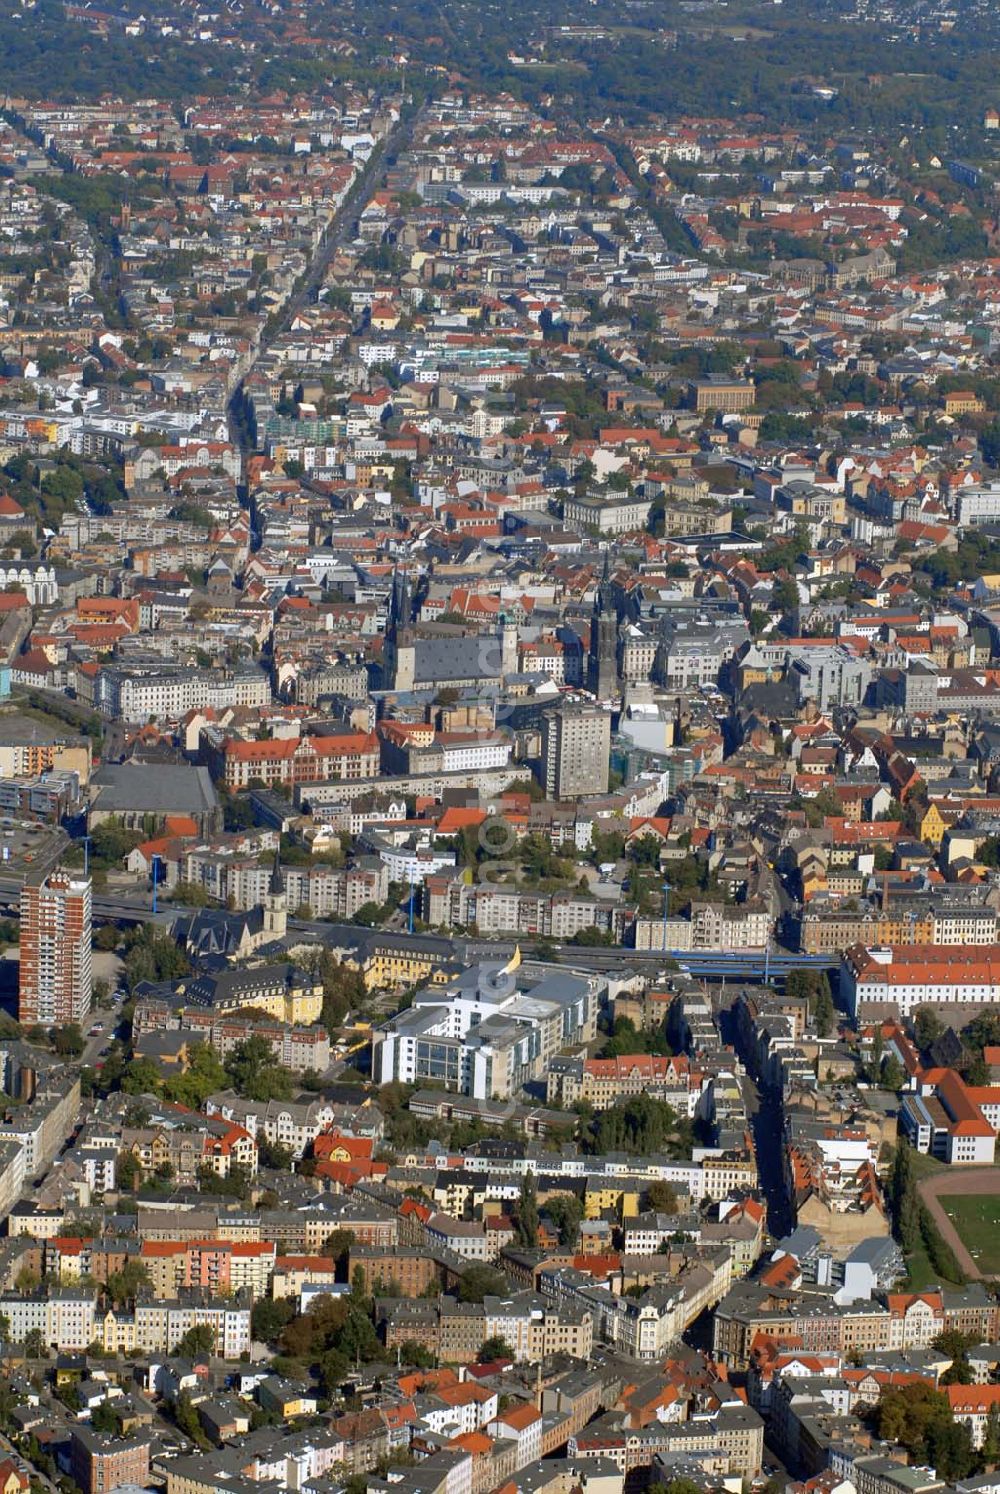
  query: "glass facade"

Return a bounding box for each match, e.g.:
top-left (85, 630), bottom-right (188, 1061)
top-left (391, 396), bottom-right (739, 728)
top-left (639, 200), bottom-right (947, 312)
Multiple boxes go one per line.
top-left (415, 1038), bottom-right (461, 1085)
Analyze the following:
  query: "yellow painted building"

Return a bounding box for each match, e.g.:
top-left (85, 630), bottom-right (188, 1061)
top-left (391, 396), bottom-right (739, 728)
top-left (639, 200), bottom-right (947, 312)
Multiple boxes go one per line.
top-left (872, 912), bottom-right (934, 944)
top-left (0, 1465), bottom-right (26, 1494)
top-left (738, 659), bottom-right (781, 690)
top-left (216, 984), bottom-right (322, 1025)
top-left (584, 1183), bottom-right (642, 1221)
top-left (100, 1308), bottom-right (138, 1356)
top-left (272, 1262), bottom-right (338, 1299)
top-left (919, 802), bottom-right (947, 848)
top-left (701, 1154), bottom-right (757, 1200)
top-left (352, 942), bottom-right (453, 993)
top-left (167, 1464), bottom-right (228, 1494)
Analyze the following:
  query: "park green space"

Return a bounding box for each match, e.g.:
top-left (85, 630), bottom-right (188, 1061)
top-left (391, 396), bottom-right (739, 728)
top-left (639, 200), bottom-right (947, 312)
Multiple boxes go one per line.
top-left (941, 1193), bottom-right (1000, 1274)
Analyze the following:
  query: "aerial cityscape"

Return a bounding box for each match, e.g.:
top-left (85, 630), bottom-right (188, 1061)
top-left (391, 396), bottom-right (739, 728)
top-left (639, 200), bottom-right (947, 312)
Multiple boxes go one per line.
top-left (8, 5), bottom-right (1000, 1494)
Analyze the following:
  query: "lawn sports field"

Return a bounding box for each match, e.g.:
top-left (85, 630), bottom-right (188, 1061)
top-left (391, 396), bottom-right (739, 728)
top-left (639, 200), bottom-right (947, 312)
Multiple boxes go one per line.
top-left (941, 1192), bottom-right (1000, 1275)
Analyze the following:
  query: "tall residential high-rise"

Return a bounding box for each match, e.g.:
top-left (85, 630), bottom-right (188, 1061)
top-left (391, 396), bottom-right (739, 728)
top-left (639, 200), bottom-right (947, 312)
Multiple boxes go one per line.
top-left (19, 871), bottom-right (93, 1027)
top-left (541, 704), bottom-right (611, 801)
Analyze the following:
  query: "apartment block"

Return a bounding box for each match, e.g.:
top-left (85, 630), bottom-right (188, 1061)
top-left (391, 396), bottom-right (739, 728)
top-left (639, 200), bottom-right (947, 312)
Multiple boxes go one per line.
top-left (541, 705), bottom-right (611, 800)
top-left (18, 872), bottom-right (92, 1027)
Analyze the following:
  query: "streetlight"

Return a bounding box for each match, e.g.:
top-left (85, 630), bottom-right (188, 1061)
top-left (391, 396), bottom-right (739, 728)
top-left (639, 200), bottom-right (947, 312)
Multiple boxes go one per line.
top-left (151, 854), bottom-right (162, 915)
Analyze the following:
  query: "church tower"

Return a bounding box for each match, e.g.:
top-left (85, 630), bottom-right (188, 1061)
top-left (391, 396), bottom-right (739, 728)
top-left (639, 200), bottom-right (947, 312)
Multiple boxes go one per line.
top-left (384, 569), bottom-right (416, 691)
top-left (499, 613), bottom-right (518, 680)
top-left (587, 552), bottom-right (619, 699)
top-left (262, 850), bottom-right (287, 941)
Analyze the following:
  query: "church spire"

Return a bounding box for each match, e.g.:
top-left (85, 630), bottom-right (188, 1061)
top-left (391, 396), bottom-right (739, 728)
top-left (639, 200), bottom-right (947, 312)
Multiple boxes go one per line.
top-left (263, 848), bottom-right (287, 940)
top-left (595, 549), bottom-right (613, 616)
top-left (389, 567), bottom-right (412, 634)
top-left (588, 551), bottom-right (619, 699)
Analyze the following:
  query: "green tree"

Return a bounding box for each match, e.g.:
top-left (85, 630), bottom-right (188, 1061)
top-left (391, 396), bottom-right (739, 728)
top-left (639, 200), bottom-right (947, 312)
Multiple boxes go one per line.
top-left (259, 1137), bottom-right (295, 1170)
top-left (543, 1192), bottom-right (584, 1247)
top-left (163, 1042), bottom-right (226, 1109)
top-left (105, 1259), bottom-right (151, 1306)
top-left (90, 819), bottom-right (143, 865)
top-left (812, 984), bottom-right (836, 1038)
top-left (89, 1401), bottom-right (120, 1436)
top-left (879, 1054), bottom-right (905, 1093)
top-left (323, 1228), bottom-right (355, 1271)
top-left (926, 1418), bottom-right (976, 1481)
top-left (121, 1056), bottom-right (164, 1097)
top-left (602, 1015), bottom-right (669, 1058)
top-left (981, 422), bottom-right (1000, 469)
top-left (803, 787), bottom-right (841, 827)
top-left (169, 880), bottom-right (212, 908)
top-left (124, 929), bottom-right (191, 990)
top-left (479, 1335), bottom-right (514, 1362)
top-left (195, 1162), bottom-right (251, 1199)
top-left (222, 793), bottom-right (256, 832)
top-left (318, 1347), bottom-right (350, 1395)
top-left (627, 835), bottom-right (663, 869)
top-left (337, 1307), bottom-right (381, 1363)
top-left (94, 1041), bottom-right (126, 1096)
top-left (932, 1338), bottom-right (980, 1368)
top-left (50, 1023), bottom-right (84, 1056)
top-left (919, 1205), bottom-right (965, 1285)
top-left (224, 1035), bottom-right (292, 1101)
top-left (318, 953), bottom-right (366, 1031)
top-left (514, 1173), bottom-right (539, 1248)
top-left (888, 1141), bottom-right (920, 1255)
top-left (941, 1357), bottom-right (974, 1386)
top-left (174, 1324), bottom-right (215, 1358)
top-left (458, 1265), bottom-right (508, 1303)
top-left (399, 1340), bottom-right (436, 1368)
top-left (590, 829), bottom-right (625, 864)
top-left (963, 1010), bottom-right (1000, 1057)
top-left (590, 1093), bottom-right (691, 1158)
top-left (772, 577), bottom-right (800, 615)
top-left (914, 1008), bottom-right (945, 1051)
top-left (351, 901), bottom-right (382, 928)
top-left (646, 1180), bottom-right (679, 1214)
top-left (251, 1297), bottom-right (296, 1343)
top-left (174, 1390), bottom-right (209, 1448)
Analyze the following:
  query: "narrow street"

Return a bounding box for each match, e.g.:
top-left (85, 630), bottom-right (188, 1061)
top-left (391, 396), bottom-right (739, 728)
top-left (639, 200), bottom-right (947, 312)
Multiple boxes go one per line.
top-left (747, 1079), bottom-right (794, 1242)
top-left (0, 1425), bottom-right (60, 1494)
top-left (227, 109), bottom-right (414, 465)
top-left (717, 999), bottom-right (793, 1241)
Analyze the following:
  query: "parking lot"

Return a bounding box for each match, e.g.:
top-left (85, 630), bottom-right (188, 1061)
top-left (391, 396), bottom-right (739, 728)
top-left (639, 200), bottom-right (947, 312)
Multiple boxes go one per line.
top-left (0, 818), bottom-right (68, 882)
